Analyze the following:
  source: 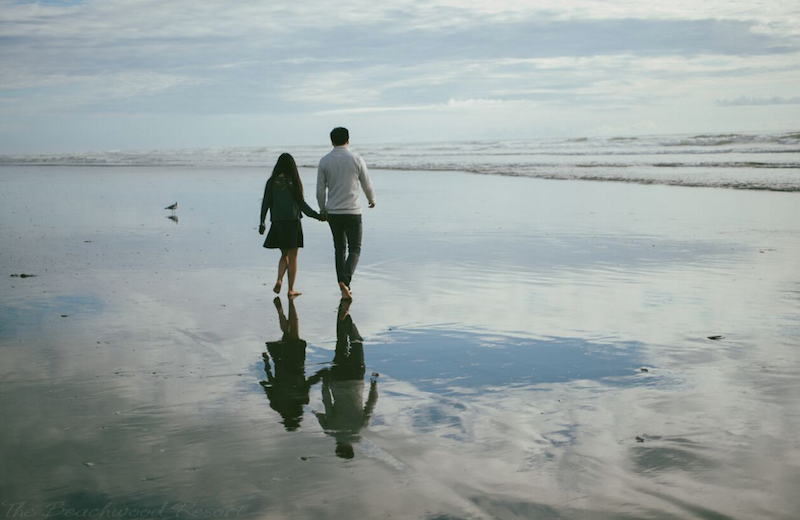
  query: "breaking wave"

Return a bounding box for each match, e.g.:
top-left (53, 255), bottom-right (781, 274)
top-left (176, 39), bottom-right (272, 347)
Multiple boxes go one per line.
top-left (2, 130), bottom-right (798, 191)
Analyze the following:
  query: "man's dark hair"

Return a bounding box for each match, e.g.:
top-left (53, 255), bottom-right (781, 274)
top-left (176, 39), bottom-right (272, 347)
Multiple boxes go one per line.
top-left (335, 442), bottom-right (355, 459)
top-left (330, 127), bottom-right (349, 146)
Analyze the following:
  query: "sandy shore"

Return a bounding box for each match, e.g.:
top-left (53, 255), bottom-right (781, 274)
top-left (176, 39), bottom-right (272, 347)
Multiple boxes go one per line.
top-left (1, 165), bottom-right (799, 519)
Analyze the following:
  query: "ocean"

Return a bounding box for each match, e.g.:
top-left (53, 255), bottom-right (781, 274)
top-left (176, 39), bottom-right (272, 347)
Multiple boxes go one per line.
top-left (2, 130), bottom-right (799, 191)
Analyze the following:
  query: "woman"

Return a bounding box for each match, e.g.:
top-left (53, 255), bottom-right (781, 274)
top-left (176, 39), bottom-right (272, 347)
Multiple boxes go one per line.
top-left (259, 153), bottom-right (325, 297)
top-left (261, 296), bottom-right (309, 431)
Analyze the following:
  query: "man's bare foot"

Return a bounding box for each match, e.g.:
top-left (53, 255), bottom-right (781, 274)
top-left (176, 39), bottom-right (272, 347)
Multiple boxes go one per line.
top-left (339, 282), bottom-right (352, 300)
top-left (273, 281), bottom-right (282, 294)
top-left (338, 298), bottom-right (352, 321)
top-left (288, 290), bottom-right (302, 299)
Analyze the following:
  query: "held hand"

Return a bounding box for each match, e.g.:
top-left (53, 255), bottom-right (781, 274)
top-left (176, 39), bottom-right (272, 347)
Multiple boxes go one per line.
top-left (259, 223), bottom-right (266, 235)
top-left (319, 212), bottom-right (327, 222)
top-left (368, 202), bottom-right (376, 209)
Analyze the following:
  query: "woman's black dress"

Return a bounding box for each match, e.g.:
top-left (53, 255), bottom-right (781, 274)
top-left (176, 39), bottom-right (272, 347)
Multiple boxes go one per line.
top-left (261, 174), bottom-right (322, 249)
top-left (265, 220), bottom-right (304, 249)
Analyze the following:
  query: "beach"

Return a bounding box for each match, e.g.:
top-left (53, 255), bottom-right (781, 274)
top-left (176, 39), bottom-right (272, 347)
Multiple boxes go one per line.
top-left (1, 164), bottom-right (800, 519)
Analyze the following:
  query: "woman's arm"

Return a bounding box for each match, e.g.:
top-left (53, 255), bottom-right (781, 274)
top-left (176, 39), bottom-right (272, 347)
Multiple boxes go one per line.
top-left (259, 180), bottom-right (272, 233)
top-left (299, 199), bottom-right (325, 221)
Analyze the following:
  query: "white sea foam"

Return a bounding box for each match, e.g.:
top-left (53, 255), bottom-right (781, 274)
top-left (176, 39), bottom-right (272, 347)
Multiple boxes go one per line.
top-left (2, 131), bottom-right (799, 191)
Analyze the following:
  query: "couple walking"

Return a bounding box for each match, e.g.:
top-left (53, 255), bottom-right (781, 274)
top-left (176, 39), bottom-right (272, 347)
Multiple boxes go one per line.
top-left (259, 127), bottom-right (375, 300)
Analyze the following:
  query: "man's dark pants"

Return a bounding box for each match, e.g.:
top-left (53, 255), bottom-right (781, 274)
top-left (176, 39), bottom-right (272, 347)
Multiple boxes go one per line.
top-left (327, 214), bottom-right (362, 288)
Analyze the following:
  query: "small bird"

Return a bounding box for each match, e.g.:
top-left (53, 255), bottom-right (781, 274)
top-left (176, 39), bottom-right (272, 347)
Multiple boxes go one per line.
top-left (707, 335), bottom-right (723, 340)
top-left (165, 202), bottom-right (178, 213)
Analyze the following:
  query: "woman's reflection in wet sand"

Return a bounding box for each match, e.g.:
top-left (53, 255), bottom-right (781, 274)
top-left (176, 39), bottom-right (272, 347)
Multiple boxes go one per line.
top-left (260, 296), bottom-right (311, 431)
top-left (311, 299), bottom-right (379, 459)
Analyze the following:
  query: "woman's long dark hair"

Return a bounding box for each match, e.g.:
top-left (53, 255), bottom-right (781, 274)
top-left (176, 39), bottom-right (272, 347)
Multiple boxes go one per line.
top-left (269, 153), bottom-right (304, 202)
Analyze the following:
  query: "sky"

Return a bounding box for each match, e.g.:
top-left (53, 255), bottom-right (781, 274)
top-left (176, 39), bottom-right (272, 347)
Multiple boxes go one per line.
top-left (1, 0), bottom-right (799, 152)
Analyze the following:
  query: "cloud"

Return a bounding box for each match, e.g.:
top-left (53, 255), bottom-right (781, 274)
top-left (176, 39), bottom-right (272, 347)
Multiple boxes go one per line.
top-left (0, 69), bottom-right (201, 115)
top-left (445, 98), bottom-right (509, 109)
top-left (2, 0), bottom-right (800, 150)
top-left (716, 95), bottom-right (800, 106)
top-left (314, 98), bottom-right (529, 116)
top-left (314, 105), bottom-right (431, 116)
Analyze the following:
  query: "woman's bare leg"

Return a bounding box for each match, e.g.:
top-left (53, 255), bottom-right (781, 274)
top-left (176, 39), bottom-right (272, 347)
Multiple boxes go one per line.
top-left (287, 248), bottom-right (301, 297)
top-left (273, 296), bottom-right (288, 333)
top-left (287, 297), bottom-right (299, 339)
top-left (274, 249), bottom-right (289, 293)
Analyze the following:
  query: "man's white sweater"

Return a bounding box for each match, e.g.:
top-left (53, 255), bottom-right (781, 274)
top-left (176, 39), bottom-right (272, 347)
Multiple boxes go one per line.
top-left (317, 146), bottom-right (376, 215)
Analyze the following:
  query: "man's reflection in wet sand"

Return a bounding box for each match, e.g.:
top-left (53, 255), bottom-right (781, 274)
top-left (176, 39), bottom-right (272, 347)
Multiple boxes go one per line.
top-left (311, 299), bottom-right (379, 459)
top-left (260, 296), bottom-right (311, 431)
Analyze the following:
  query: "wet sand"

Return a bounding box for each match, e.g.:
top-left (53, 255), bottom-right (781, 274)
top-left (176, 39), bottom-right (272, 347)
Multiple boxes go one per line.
top-left (1, 165), bottom-right (799, 519)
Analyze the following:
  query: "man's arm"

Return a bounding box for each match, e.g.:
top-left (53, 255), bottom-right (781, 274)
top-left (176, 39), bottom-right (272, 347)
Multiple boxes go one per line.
top-left (363, 380), bottom-right (378, 427)
top-left (320, 376), bottom-right (334, 417)
top-left (358, 157), bottom-right (375, 208)
top-left (316, 162), bottom-right (327, 214)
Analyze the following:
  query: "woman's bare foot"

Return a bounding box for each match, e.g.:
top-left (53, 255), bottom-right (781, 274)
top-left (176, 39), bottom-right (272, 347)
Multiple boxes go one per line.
top-left (288, 290), bottom-right (302, 299)
top-left (339, 282), bottom-right (352, 300)
top-left (273, 281), bottom-right (282, 294)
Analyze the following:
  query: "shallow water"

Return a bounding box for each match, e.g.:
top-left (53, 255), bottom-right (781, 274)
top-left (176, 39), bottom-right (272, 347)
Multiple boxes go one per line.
top-left (1, 166), bottom-right (799, 519)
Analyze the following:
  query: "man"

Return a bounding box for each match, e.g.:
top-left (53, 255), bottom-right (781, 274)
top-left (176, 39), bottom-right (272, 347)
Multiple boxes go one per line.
top-left (311, 299), bottom-right (379, 459)
top-left (317, 127), bottom-right (376, 300)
